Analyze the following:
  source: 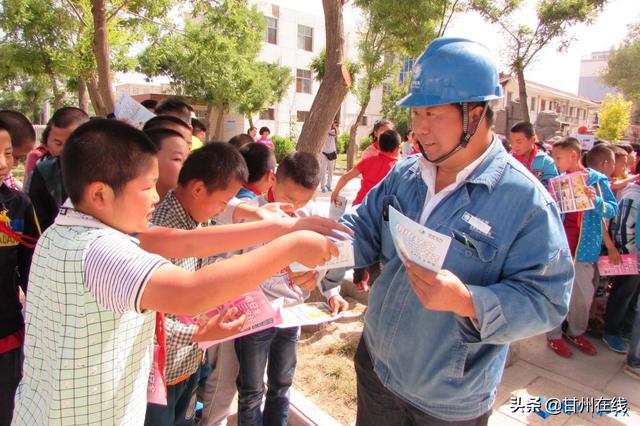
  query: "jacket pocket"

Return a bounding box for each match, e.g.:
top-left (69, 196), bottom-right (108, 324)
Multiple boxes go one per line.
top-left (449, 229), bottom-right (498, 263)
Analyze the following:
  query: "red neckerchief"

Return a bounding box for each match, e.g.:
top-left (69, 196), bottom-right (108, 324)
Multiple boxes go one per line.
top-left (154, 312), bottom-right (167, 397)
top-left (267, 188), bottom-right (297, 218)
top-left (242, 183), bottom-right (263, 196)
top-left (513, 144), bottom-right (538, 172)
top-left (0, 220), bottom-right (38, 248)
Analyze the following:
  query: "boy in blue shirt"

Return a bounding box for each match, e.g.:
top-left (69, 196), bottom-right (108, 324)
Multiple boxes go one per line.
top-left (510, 121), bottom-right (558, 188)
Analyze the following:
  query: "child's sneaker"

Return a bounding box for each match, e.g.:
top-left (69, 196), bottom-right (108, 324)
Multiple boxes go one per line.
top-left (623, 364), bottom-right (640, 381)
top-left (547, 338), bottom-right (573, 357)
top-left (602, 335), bottom-right (628, 354)
top-left (564, 334), bottom-right (597, 355)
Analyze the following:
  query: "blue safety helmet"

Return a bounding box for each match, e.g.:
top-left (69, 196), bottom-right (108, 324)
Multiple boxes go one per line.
top-left (398, 37), bottom-right (503, 108)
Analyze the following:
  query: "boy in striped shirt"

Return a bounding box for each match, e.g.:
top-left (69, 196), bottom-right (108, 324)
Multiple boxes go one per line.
top-left (14, 119), bottom-right (346, 425)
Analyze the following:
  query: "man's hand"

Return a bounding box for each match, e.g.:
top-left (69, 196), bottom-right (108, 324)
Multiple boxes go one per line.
top-left (256, 203), bottom-right (293, 220)
top-left (328, 295), bottom-right (349, 314)
top-left (404, 261), bottom-right (477, 319)
top-left (192, 307), bottom-right (246, 343)
top-left (291, 216), bottom-right (353, 239)
top-left (289, 270), bottom-right (320, 292)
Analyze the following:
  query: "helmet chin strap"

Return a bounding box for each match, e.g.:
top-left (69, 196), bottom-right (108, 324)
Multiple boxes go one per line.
top-left (419, 103), bottom-right (489, 164)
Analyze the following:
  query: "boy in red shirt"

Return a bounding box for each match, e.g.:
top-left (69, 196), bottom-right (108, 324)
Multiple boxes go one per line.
top-left (331, 129), bottom-right (400, 289)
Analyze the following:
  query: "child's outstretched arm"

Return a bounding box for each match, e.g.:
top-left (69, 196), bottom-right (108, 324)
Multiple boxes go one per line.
top-left (138, 216), bottom-right (351, 259)
top-left (331, 167), bottom-right (361, 205)
top-left (140, 230), bottom-right (339, 315)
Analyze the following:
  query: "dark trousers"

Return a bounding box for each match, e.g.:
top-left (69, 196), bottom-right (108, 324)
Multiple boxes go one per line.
top-left (604, 275), bottom-right (640, 335)
top-left (235, 326), bottom-right (300, 426)
top-left (0, 348), bottom-right (22, 426)
top-left (354, 337), bottom-right (491, 426)
top-left (145, 369), bottom-right (200, 426)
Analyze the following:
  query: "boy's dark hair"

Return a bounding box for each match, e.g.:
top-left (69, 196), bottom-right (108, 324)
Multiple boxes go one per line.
top-left (191, 118), bottom-right (207, 134)
top-left (239, 143), bottom-right (276, 184)
top-left (178, 142), bottom-right (248, 192)
top-left (141, 99), bottom-right (158, 110)
top-left (510, 121), bottom-right (535, 139)
top-left (618, 143), bottom-right (633, 154)
top-left (228, 133), bottom-right (254, 150)
top-left (144, 128), bottom-right (186, 150)
top-left (155, 98), bottom-right (193, 124)
top-left (276, 151), bottom-right (320, 189)
top-left (629, 142), bottom-right (640, 155)
top-left (247, 126), bottom-right (257, 133)
top-left (553, 137), bottom-right (582, 156)
top-left (62, 119), bottom-right (158, 205)
top-left (378, 129), bottom-right (401, 153)
top-left (259, 126), bottom-right (270, 136)
top-left (41, 107), bottom-right (90, 145)
top-left (0, 110), bottom-right (35, 149)
top-left (106, 112), bottom-right (116, 119)
top-left (610, 145), bottom-right (628, 160)
top-left (143, 115), bottom-right (191, 132)
top-left (0, 118), bottom-right (11, 136)
top-left (369, 119), bottom-right (393, 140)
top-left (585, 144), bottom-right (614, 169)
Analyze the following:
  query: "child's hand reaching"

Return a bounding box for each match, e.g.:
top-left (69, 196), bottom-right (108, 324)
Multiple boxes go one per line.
top-left (330, 191), bottom-right (339, 205)
top-left (606, 245), bottom-right (622, 265)
top-left (585, 186), bottom-right (597, 201)
top-left (256, 203), bottom-right (293, 220)
top-left (288, 270), bottom-right (320, 292)
top-left (192, 307), bottom-right (246, 343)
top-left (288, 230), bottom-right (338, 268)
top-left (328, 295), bottom-right (349, 314)
top-left (291, 216), bottom-right (353, 239)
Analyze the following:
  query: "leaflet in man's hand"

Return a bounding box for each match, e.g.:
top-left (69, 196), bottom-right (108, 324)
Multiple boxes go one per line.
top-left (389, 206), bottom-right (451, 272)
top-left (548, 172), bottom-right (595, 213)
top-left (176, 287), bottom-right (281, 349)
top-left (289, 240), bottom-right (354, 272)
top-left (114, 93), bottom-right (156, 129)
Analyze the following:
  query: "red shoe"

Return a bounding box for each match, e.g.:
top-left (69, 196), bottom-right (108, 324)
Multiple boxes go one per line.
top-left (547, 338), bottom-right (573, 357)
top-left (564, 334), bottom-right (598, 356)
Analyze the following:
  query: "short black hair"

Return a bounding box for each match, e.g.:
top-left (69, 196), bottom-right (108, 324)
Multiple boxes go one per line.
top-left (178, 142), bottom-right (248, 192)
top-left (378, 129), bottom-right (401, 153)
top-left (155, 98), bottom-right (193, 124)
top-left (247, 126), bottom-right (257, 133)
top-left (144, 128), bottom-right (186, 150)
top-left (0, 118), bottom-right (11, 137)
top-left (259, 126), bottom-right (270, 136)
top-left (510, 121), bottom-right (535, 139)
top-left (191, 118), bottom-right (207, 134)
top-left (585, 144), bottom-right (614, 169)
top-left (276, 151), bottom-right (320, 189)
top-left (143, 115), bottom-right (191, 132)
top-left (228, 133), bottom-right (254, 150)
top-left (618, 143), bottom-right (633, 154)
top-left (141, 99), bottom-right (158, 110)
top-left (239, 143), bottom-right (276, 184)
top-left (42, 107), bottom-right (90, 145)
top-left (610, 145), bottom-right (628, 160)
top-left (62, 119), bottom-right (158, 205)
top-left (0, 110), bottom-right (35, 149)
top-left (553, 137), bottom-right (582, 156)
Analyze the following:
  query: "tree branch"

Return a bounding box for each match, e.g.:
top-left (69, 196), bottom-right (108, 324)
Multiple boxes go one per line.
top-left (440, 0), bottom-right (460, 37)
top-left (63, 0), bottom-right (89, 28)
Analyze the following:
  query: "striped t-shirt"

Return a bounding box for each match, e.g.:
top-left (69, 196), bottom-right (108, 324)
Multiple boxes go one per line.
top-left (14, 206), bottom-right (169, 425)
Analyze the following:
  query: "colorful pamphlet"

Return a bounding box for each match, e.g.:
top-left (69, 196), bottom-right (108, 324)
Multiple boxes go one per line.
top-left (388, 206), bottom-right (451, 272)
top-left (597, 254), bottom-right (638, 276)
top-left (276, 302), bottom-right (344, 328)
top-left (176, 287), bottom-right (281, 349)
top-left (114, 93), bottom-right (156, 128)
top-left (329, 195), bottom-right (348, 221)
top-left (289, 240), bottom-right (355, 272)
top-left (548, 172), bottom-right (595, 214)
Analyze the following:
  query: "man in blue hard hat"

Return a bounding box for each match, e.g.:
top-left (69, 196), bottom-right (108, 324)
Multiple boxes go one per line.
top-left (340, 37), bottom-right (574, 424)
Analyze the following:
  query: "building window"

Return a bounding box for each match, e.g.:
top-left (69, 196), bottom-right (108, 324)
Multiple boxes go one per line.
top-left (569, 106), bottom-right (574, 117)
top-left (540, 99), bottom-right (546, 111)
top-left (259, 108), bottom-right (275, 120)
top-left (296, 69), bottom-right (312, 94)
top-left (264, 16), bottom-right (277, 44)
top-left (296, 110), bottom-right (309, 122)
top-left (530, 97), bottom-right (536, 112)
top-left (297, 25), bottom-right (313, 51)
top-left (359, 116), bottom-right (368, 126)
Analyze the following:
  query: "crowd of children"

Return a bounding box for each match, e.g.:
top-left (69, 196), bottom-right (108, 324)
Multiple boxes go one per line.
top-left (1, 96), bottom-right (640, 426)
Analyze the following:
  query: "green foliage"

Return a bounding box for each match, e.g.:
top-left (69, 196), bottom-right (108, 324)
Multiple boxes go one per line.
top-left (236, 62), bottom-right (293, 122)
top-left (596, 93), bottom-right (632, 142)
top-left (603, 23), bottom-right (640, 108)
top-left (381, 82), bottom-right (411, 137)
top-left (337, 133), bottom-right (350, 154)
top-left (359, 135), bottom-right (373, 151)
top-left (309, 48), bottom-right (360, 92)
top-left (272, 135), bottom-right (296, 162)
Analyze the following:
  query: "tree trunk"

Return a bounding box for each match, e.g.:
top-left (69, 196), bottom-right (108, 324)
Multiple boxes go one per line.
top-left (78, 77), bottom-right (90, 113)
top-left (207, 104), bottom-right (217, 142)
top-left (86, 74), bottom-right (107, 116)
top-left (516, 68), bottom-right (530, 123)
top-left (296, 0), bottom-right (350, 154)
top-left (213, 101), bottom-right (226, 141)
top-left (248, 115), bottom-right (255, 129)
top-left (347, 102), bottom-right (369, 169)
top-left (91, 0), bottom-right (115, 114)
